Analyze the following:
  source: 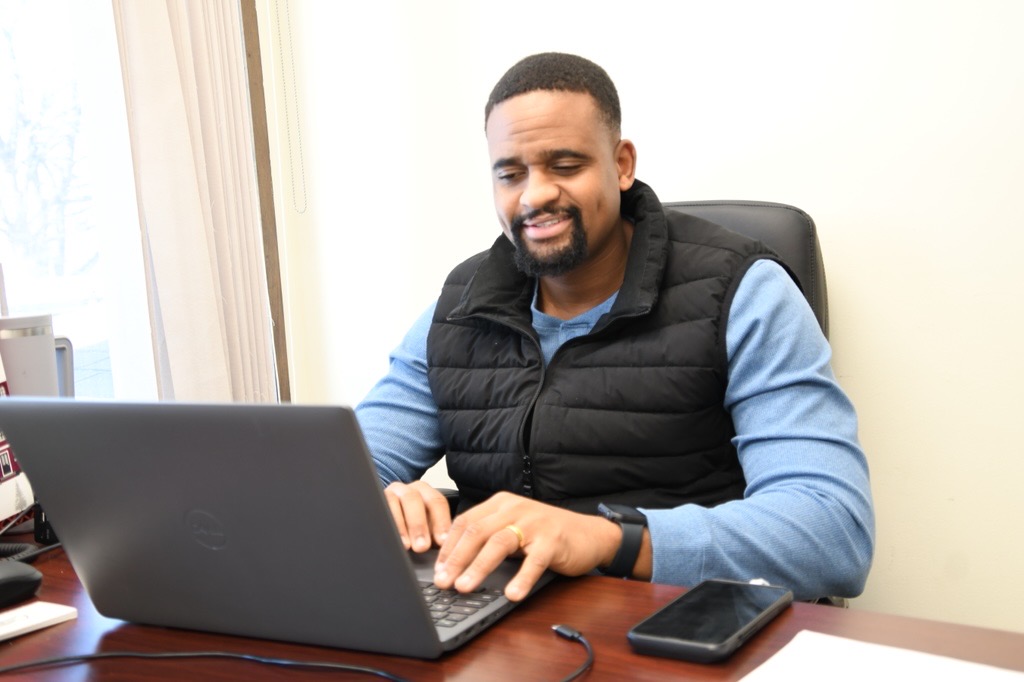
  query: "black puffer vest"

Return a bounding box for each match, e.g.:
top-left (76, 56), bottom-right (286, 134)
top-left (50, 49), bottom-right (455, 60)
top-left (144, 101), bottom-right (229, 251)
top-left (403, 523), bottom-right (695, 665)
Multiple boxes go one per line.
top-left (426, 181), bottom-right (785, 514)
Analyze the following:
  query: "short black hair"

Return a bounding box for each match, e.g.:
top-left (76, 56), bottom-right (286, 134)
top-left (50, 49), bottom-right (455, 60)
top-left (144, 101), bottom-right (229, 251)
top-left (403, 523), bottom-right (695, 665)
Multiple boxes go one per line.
top-left (484, 52), bottom-right (621, 134)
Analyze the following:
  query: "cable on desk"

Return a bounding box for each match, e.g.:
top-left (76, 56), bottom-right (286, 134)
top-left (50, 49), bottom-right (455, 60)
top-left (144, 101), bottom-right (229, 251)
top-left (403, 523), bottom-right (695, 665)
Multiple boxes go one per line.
top-left (0, 651), bottom-right (411, 681)
top-left (552, 624), bottom-right (595, 681)
top-left (0, 543), bottom-right (36, 561)
top-left (0, 541), bottom-right (62, 563)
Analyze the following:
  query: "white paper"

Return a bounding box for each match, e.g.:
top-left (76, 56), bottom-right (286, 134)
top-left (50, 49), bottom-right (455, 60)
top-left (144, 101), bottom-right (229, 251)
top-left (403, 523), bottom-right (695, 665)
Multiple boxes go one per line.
top-left (742, 630), bottom-right (1024, 681)
top-left (0, 601), bottom-right (78, 642)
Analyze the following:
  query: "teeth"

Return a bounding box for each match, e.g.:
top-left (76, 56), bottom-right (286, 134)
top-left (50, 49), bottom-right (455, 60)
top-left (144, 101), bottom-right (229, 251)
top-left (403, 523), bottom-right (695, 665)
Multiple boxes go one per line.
top-left (533, 216), bottom-right (563, 228)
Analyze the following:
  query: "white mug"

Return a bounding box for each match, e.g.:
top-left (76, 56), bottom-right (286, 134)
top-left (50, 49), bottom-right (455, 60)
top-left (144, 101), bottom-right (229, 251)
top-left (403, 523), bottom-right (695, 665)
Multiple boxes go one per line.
top-left (0, 314), bottom-right (74, 397)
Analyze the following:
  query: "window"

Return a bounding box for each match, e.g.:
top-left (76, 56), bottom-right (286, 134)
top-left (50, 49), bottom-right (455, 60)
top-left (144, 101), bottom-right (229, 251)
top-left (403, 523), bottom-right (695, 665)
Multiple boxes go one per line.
top-left (1, 1), bottom-right (156, 399)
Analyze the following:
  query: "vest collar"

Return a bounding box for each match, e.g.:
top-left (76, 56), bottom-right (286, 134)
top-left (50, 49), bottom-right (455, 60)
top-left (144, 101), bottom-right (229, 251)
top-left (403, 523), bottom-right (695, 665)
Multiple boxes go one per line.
top-left (607, 179), bottom-right (669, 322)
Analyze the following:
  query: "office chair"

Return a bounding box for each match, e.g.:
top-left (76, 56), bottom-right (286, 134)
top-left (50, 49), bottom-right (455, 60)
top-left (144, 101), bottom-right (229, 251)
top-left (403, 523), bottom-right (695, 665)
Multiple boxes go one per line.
top-left (662, 200), bottom-right (829, 338)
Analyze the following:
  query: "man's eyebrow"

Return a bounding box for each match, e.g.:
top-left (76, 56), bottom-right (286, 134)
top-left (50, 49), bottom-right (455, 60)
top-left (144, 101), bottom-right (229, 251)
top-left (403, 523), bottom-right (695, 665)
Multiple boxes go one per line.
top-left (543, 149), bottom-right (591, 163)
top-left (492, 157), bottom-right (520, 172)
top-left (491, 149), bottom-right (592, 172)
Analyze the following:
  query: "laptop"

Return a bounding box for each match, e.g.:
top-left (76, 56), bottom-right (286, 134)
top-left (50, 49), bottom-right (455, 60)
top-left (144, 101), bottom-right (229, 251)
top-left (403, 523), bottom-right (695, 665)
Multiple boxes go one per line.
top-left (0, 398), bottom-right (552, 658)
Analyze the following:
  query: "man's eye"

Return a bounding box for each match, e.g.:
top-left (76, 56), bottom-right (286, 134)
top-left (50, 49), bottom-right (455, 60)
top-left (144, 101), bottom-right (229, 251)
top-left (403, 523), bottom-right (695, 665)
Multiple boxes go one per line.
top-left (552, 164), bottom-right (581, 174)
top-left (497, 171), bottom-right (523, 183)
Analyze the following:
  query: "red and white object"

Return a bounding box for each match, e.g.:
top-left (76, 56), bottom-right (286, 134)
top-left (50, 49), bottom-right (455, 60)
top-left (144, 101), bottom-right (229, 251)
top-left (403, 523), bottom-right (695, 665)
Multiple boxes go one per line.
top-left (1, 350), bottom-right (35, 523)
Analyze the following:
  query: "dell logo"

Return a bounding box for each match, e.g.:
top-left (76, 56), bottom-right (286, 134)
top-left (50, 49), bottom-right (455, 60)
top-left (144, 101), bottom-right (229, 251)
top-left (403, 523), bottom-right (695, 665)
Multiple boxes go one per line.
top-left (185, 509), bottom-right (227, 550)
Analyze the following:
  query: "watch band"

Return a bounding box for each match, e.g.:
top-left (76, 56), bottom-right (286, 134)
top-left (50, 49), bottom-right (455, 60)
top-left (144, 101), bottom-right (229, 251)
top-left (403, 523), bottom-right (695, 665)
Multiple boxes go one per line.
top-left (598, 503), bottom-right (647, 578)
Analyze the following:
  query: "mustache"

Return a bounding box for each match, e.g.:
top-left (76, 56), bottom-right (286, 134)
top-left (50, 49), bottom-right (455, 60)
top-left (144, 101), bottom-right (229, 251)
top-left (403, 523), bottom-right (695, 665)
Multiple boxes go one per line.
top-left (510, 205), bottom-right (582, 234)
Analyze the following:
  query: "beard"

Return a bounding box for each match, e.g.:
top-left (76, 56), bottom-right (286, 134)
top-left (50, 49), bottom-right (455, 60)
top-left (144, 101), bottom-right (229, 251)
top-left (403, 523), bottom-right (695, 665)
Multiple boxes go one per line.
top-left (510, 205), bottom-right (587, 277)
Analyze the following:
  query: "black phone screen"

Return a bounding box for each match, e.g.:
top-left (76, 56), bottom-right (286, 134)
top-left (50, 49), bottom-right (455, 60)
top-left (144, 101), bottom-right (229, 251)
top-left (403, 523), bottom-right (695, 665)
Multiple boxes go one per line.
top-left (629, 579), bottom-right (793, 654)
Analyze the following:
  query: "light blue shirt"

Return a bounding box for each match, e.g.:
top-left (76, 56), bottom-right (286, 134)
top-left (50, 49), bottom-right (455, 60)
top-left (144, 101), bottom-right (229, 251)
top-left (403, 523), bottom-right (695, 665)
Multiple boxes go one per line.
top-left (356, 259), bottom-right (875, 600)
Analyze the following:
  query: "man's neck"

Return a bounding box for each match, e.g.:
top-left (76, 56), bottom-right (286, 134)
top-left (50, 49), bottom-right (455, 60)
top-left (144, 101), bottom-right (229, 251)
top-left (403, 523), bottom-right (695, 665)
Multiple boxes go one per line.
top-left (536, 221), bottom-right (634, 320)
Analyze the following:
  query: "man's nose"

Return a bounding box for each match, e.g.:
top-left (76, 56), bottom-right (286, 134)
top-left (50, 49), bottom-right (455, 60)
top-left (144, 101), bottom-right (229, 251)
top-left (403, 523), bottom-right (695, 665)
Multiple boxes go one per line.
top-left (519, 172), bottom-right (559, 211)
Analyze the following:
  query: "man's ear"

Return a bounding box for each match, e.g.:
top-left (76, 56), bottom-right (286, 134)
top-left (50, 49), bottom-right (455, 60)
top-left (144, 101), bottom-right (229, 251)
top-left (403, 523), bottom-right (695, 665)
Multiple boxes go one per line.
top-left (616, 139), bottom-right (637, 191)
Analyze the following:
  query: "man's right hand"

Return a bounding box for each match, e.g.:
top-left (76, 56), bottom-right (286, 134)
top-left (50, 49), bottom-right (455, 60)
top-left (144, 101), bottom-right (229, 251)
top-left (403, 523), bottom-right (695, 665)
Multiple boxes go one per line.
top-left (383, 480), bottom-right (453, 552)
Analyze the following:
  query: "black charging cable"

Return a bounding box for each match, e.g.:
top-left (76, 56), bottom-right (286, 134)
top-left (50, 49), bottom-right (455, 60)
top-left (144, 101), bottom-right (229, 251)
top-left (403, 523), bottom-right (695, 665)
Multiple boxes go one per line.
top-left (552, 624), bottom-right (595, 681)
top-left (0, 543), bottom-right (37, 561)
top-left (0, 651), bottom-right (411, 681)
top-left (0, 542), bottom-right (62, 563)
top-left (0, 618), bottom-right (591, 680)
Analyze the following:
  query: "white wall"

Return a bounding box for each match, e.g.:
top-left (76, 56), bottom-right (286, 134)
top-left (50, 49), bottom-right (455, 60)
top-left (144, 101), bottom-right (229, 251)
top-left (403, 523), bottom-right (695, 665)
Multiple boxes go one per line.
top-left (257, 0), bottom-right (1024, 633)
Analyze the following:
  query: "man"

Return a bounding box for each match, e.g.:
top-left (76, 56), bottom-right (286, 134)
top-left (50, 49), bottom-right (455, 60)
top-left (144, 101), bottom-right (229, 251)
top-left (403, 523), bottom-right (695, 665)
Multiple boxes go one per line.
top-left (356, 52), bottom-right (874, 602)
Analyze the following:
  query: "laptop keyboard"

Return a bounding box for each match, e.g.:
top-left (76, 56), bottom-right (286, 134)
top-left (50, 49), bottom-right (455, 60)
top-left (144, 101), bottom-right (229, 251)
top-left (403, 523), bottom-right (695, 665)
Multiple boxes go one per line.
top-left (419, 580), bottom-right (503, 628)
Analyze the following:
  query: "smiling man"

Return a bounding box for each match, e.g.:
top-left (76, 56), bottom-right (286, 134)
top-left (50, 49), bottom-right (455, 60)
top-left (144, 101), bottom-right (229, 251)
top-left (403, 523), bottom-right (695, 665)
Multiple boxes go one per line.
top-left (490, 87), bottom-right (635, 321)
top-left (355, 52), bottom-right (875, 603)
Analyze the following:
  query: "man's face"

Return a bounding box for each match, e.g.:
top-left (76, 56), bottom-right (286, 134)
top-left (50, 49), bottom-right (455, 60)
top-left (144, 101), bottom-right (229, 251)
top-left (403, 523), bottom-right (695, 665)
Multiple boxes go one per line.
top-left (485, 91), bottom-right (636, 278)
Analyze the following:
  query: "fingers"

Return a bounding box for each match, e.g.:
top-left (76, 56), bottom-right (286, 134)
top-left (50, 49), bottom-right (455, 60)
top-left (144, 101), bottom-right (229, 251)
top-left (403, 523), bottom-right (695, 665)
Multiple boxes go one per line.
top-left (505, 553), bottom-right (551, 602)
top-left (423, 489), bottom-right (453, 546)
top-left (436, 492), bottom-right (520, 565)
top-left (435, 493), bottom-right (553, 599)
top-left (383, 484), bottom-right (413, 550)
top-left (383, 481), bottom-right (452, 552)
top-left (436, 515), bottom-right (524, 594)
top-left (434, 494), bottom-right (624, 599)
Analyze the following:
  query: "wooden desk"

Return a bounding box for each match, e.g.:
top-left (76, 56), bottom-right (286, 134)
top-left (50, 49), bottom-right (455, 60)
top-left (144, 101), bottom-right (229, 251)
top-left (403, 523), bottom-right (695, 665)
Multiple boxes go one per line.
top-left (5, 548), bottom-right (1024, 681)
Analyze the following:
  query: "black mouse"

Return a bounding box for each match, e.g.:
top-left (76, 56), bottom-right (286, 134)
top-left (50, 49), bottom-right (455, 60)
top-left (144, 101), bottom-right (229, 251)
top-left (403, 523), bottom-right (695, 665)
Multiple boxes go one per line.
top-left (0, 560), bottom-right (43, 609)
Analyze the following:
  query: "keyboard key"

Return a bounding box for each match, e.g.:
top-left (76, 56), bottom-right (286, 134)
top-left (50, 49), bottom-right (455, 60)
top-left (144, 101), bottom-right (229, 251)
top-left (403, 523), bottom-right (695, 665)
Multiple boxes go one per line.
top-left (456, 599), bottom-right (488, 609)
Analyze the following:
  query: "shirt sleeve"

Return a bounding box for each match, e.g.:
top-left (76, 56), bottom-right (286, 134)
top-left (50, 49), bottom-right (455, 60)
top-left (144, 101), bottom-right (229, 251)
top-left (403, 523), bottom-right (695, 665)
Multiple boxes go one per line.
top-left (354, 303), bottom-right (445, 485)
top-left (643, 259), bottom-right (876, 600)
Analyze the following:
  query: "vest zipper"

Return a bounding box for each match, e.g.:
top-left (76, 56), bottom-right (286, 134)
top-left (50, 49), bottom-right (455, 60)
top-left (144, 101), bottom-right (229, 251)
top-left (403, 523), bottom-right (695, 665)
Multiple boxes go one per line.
top-left (519, 333), bottom-right (546, 499)
top-left (453, 312), bottom-right (543, 498)
top-left (457, 302), bottom-right (653, 499)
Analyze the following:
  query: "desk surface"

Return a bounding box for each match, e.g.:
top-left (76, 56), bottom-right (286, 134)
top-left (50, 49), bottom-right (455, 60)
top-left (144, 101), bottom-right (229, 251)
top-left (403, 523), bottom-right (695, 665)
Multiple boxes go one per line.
top-left (5, 548), bottom-right (1024, 681)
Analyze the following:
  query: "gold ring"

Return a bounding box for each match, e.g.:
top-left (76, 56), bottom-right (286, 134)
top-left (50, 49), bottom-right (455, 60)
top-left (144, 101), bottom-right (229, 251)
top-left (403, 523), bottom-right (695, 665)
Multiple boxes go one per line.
top-left (505, 524), bottom-right (525, 549)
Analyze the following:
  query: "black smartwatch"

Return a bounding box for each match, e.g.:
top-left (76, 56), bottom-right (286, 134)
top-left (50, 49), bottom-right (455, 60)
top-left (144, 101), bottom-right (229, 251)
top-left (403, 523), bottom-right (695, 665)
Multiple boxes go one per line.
top-left (597, 503), bottom-right (647, 578)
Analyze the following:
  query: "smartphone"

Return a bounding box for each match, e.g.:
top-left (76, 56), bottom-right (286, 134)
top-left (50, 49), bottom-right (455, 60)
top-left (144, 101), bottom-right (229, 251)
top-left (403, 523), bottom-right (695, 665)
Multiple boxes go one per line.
top-left (627, 579), bottom-right (793, 663)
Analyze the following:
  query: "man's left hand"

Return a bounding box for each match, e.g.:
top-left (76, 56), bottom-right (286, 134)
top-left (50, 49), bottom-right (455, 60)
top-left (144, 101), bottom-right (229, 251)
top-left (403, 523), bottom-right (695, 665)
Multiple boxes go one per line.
top-left (432, 491), bottom-right (625, 601)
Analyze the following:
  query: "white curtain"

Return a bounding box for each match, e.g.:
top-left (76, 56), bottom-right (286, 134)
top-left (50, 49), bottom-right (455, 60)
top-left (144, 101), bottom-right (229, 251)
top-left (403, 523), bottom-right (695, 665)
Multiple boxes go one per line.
top-left (111, 0), bottom-right (277, 402)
